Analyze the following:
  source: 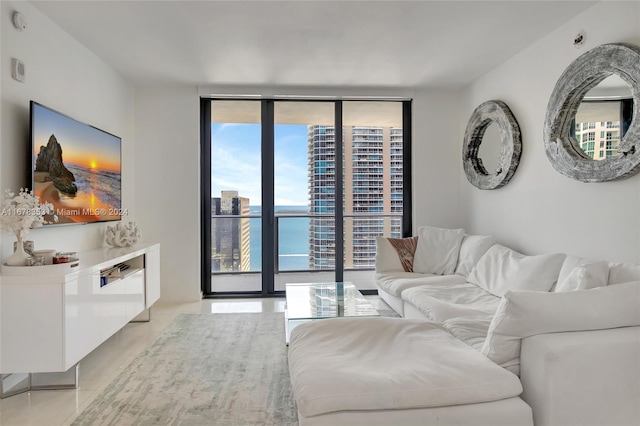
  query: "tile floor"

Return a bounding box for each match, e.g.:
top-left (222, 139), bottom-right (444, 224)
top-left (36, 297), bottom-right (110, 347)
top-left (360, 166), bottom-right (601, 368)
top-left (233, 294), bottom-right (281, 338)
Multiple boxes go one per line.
top-left (0, 296), bottom-right (391, 426)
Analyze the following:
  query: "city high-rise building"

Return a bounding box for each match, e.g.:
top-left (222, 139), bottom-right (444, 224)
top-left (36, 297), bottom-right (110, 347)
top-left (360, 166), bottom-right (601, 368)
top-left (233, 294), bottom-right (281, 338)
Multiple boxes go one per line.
top-left (574, 101), bottom-right (623, 160)
top-left (574, 120), bottom-right (621, 160)
top-left (308, 125), bottom-right (403, 270)
top-left (211, 190), bottom-right (251, 272)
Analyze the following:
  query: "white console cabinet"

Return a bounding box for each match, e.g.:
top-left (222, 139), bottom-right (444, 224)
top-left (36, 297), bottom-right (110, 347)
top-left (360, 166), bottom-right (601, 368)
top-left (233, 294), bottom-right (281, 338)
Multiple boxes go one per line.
top-left (0, 243), bottom-right (160, 394)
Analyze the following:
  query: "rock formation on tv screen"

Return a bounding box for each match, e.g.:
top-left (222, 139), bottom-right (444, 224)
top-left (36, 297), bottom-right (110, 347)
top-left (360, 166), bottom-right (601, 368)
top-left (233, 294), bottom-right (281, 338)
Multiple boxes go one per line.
top-left (35, 134), bottom-right (77, 195)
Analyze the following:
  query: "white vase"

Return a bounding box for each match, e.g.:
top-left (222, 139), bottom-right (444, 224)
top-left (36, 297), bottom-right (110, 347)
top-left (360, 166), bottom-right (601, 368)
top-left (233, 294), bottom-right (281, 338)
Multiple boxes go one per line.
top-left (6, 239), bottom-right (31, 266)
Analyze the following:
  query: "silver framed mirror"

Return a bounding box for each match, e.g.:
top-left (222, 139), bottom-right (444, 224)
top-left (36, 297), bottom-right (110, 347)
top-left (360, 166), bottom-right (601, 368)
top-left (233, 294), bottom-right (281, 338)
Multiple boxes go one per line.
top-left (544, 43), bottom-right (640, 182)
top-left (463, 100), bottom-right (522, 190)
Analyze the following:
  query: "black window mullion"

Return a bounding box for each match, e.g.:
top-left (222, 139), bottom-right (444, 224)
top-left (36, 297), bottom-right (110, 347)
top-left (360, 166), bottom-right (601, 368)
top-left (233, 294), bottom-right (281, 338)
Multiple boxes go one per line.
top-left (402, 100), bottom-right (413, 238)
top-left (334, 101), bottom-right (344, 282)
top-left (262, 100), bottom-right (275, 295)
top-left (200, 98), bottom-right (212, 294)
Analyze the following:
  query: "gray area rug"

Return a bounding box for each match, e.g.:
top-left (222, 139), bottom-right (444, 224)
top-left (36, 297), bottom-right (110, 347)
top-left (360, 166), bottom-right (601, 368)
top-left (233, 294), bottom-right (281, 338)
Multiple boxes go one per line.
top-left (72, 313), bottom-right (298, 426)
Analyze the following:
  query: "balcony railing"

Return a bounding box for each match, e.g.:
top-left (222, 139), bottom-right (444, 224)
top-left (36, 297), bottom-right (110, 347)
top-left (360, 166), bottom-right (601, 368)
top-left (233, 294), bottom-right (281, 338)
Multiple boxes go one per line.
top-left (210, 212), bottom-right (402, 274)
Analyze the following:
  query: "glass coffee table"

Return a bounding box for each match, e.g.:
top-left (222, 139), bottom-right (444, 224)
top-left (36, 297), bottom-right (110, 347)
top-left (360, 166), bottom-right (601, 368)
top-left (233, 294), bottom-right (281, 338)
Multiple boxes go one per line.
top-left (284, 282), bottom-right (380, 344)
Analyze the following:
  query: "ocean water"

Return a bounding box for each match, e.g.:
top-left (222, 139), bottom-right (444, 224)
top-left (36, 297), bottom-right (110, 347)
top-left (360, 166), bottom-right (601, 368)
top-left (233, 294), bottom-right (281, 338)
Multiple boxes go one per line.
top-left (250, 206), bottom-right (309, 271)
top-left (66, 164), bottom-right (121, 209)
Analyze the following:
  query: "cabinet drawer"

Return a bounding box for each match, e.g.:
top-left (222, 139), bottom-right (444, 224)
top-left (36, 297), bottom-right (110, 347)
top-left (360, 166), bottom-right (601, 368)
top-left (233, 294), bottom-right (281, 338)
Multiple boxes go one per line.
top-left (64, 270), bottom-right (145, 369)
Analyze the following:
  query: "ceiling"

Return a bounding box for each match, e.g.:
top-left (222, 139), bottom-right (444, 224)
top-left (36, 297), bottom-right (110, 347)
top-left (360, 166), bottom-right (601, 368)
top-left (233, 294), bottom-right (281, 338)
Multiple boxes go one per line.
top-left (31, 1), bottom-right (598, 89)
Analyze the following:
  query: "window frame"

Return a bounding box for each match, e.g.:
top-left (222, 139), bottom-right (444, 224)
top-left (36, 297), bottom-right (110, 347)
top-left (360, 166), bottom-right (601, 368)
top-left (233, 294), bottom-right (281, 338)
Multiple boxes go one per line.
top-left (200, 98), bottom-right (412, 297)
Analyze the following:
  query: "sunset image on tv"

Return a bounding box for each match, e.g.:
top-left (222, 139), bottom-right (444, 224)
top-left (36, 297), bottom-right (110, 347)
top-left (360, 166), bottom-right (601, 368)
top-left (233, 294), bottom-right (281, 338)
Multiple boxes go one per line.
top-left (31, 102), bottom-right (122, 224)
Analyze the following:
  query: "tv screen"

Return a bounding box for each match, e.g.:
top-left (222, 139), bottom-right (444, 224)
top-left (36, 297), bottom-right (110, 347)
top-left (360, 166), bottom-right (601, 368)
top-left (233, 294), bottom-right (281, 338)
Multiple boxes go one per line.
top-left (30, 101), bottom-right (122, 224)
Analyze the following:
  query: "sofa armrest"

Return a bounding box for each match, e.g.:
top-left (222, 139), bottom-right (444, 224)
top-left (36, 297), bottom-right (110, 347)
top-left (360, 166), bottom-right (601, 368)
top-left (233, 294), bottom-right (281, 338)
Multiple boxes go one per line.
top-left (519, 326), bottom-right (640, 426)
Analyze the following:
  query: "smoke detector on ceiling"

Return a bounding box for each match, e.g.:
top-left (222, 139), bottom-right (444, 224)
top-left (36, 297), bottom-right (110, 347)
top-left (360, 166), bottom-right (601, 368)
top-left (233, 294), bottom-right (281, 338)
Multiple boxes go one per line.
top-left (573, 30), bottom-right (586, 49)
top-left (12, 11), bottom-right (27, 31)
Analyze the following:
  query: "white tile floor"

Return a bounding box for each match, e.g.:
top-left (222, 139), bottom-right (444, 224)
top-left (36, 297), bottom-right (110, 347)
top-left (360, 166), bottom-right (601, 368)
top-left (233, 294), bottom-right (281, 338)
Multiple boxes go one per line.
top-left (0, 296), bottom-right (391, 426)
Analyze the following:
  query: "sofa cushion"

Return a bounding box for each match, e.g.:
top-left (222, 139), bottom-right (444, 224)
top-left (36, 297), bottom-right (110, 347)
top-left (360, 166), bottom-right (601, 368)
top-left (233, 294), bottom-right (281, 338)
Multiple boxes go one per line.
top-left (376, 273), bottom-right (466, 297)
top-left (442, 314), bottom-right (493, 351)
top-left (455, 234), bottom-right (496, 277)
top-left (608, 262), bottom-right (640, 284)
top-left (555, 260), bottom-right (609, 292)
top-left (288, 317), bottom-right (523, 418)
top-left (481, 281), bottom-right (640, 375)
top-left (413, 226), bottom-right (465, 275)
top-left (467, 244), bottom-right (566, 297)
top-left (401, 282), bottom-right (501, 322)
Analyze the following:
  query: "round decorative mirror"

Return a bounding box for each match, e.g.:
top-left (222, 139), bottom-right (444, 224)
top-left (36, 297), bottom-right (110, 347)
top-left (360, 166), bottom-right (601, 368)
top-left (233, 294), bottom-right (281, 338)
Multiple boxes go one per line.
top-left (544, 43), bottom-right (640, 182)
top-left (477, 122), bottom-right (502, 173)
top-left (571, 75), bottom-right (632, 161)
top-left (463, 100), bottom-right (522, 190)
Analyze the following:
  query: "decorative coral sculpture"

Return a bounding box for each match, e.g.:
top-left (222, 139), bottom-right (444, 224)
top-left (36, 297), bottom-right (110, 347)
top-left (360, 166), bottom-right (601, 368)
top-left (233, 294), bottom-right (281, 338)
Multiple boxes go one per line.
top-left (106, 221), bottom-right (141, 247)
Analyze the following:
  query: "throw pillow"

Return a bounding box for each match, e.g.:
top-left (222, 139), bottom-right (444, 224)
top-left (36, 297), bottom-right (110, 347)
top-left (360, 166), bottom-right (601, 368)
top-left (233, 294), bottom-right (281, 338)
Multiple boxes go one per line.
top-left (608, 262), bottom-right (640, 285)
top-left (386, 236), bottom-right (418, 272)
top-left (557, 255), bottom-right (588, 286)
top-left (467, 244), bottom-right (566, 297)
top-left (375, 236), bottom-right (418, 273)
top-left (554, 260), bottom-right (609, 292)
top-left (454, 234), bottom-right (496, 277)
top-left (375, 236), bottom-right (403, 273)
top-left (481, 281), bottom-right (640, 374)
top-left (412, 226), bottom-right (465, 275)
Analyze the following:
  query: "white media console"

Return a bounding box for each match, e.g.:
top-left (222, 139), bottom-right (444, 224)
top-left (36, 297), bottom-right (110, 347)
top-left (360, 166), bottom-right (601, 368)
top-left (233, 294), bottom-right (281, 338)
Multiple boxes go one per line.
top-left (0, 243), bottom-right (160, 397)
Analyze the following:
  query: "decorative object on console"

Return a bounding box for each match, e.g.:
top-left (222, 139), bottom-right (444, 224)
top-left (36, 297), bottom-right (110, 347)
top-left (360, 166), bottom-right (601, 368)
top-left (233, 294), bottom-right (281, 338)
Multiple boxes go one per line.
top-left (106, 221), bottom-right (141, 247)
top-left (462, 100), bottom-right (522, 190)
top-left (33, 249), bottom-right (56, 265)
top-left (53, 251), bottom-right (78, 264)
top-left (13, 240), bottom-right (34, 256)
top-left (544, 43), bottom-right (640, 182)
top-left (25, 255), bottom-right (44, 266)
top-left (1, 188), bottom-right (57, 266)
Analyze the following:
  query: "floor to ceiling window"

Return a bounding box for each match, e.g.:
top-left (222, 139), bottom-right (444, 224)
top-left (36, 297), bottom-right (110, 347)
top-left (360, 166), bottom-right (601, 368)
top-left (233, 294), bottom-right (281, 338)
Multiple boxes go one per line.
top-left (200, 98), bottom-right (411, 296)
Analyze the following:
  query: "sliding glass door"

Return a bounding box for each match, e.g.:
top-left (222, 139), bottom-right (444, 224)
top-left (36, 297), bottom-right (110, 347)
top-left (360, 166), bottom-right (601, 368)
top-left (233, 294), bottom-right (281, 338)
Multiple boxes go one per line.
top-left (273, 102), bottom-right (336, 290)
top-left (201, 98), bottom-right (411, 296)
top-left (341, 101), bottom-right (408, 285)
top-left (206, 100), bottom-right (262, 292)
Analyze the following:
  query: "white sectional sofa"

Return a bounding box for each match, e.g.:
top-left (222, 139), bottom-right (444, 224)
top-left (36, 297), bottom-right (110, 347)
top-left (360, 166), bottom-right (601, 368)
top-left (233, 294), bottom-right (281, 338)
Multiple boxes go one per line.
top-left (288, 226), bottom-right (640, 426)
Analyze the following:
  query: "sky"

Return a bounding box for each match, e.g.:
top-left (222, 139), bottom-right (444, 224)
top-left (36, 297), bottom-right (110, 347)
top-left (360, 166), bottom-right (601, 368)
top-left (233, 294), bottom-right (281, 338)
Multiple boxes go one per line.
top-left (32, 103), bottom-right (121, 172)
top-left (211, 122), bottom-right (309, 206)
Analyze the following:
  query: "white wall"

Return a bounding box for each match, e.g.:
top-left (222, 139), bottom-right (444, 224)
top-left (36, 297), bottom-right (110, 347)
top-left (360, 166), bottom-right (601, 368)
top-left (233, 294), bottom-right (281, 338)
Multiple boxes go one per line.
top-left (133, 86), bottom-right (201, 302)
top-left (411, 88), bottom-right (463, 229)
top-left (459, 1), bottom-right (640, 263)
top-left (0, 1), bottom-right (135, 258)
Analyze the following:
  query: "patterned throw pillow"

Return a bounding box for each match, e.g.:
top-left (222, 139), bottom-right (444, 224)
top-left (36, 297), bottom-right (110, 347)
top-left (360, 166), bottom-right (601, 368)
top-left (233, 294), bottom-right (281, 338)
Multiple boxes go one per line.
top-left (387, 236), bottom-right (418, 272)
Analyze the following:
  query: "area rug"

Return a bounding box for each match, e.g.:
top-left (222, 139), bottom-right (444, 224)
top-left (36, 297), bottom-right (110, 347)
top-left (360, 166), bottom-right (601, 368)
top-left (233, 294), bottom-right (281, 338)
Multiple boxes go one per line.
top-left (72, 313), bottom-right (298, 426)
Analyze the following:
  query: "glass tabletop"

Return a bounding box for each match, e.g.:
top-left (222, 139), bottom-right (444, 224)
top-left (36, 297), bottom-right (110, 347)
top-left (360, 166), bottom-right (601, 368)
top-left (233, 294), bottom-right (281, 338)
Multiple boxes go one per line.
top-left (285, 282), bottom-right (380, 320)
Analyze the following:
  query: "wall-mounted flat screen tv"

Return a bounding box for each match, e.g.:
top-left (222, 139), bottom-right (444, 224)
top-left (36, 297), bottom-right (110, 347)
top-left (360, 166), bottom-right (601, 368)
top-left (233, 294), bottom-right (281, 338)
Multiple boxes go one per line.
top-left (30, 101), bottom-right (122, 224)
